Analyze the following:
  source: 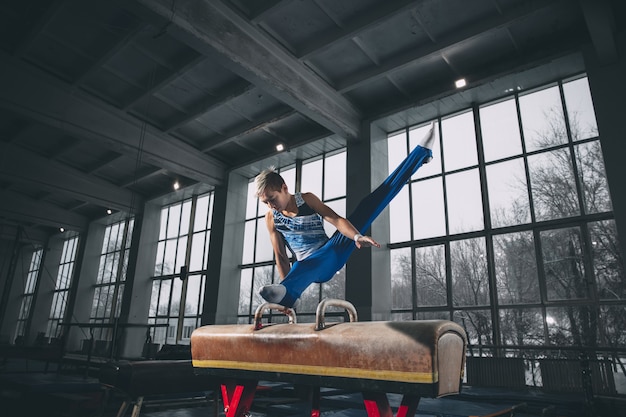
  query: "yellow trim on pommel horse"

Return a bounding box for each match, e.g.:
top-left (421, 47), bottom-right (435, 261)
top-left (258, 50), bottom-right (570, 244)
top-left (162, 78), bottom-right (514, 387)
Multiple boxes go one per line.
top-left (191, 299), bottom-right (467, 417)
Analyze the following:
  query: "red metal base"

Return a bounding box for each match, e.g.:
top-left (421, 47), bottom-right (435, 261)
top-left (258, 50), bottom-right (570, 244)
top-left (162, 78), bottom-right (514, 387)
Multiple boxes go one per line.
top-left (219, 380), bottom-right (421, 417)
top-left (220, 380), bottom-right (257, 417)
top-left (362, 391), bottom-right (420, 417)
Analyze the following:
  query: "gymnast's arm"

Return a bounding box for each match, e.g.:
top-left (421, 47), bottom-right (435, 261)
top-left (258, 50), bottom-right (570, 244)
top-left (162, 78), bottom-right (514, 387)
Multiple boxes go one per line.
top-left (265, 211), bottom-right (292, 279)
top-left (301, 192), bottom-right (380, 249)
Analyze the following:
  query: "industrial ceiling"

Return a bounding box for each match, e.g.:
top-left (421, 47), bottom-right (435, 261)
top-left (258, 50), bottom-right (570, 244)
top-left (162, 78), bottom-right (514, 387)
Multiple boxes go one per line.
top-left (0, 0), bottom-right (622, 242)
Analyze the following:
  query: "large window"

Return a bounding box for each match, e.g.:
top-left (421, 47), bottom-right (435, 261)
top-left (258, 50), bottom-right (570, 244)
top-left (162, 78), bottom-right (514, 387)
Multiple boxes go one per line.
top-left (46, 235), bottom-right (80, 341)
top-left (149, 192), bottom-right (213, 345)
top-left (88, 218), bottom-right (134, 346)
top-left (388, 76), bottom-right (624, 356)
top-left (239, 151), bottom-right (347, 323)
top-left (15, 247), bottom-right (44, 342)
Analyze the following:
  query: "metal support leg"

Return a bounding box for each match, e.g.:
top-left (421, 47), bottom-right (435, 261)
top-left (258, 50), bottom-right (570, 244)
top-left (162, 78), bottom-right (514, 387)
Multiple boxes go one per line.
top-left (220, 380), bottom-right (257, 417)
top-left (396, 395), bottom-right (420, 417)
top-left (310, 386), bottom-right (321, 417)
top-left (363, 392), bottom-right (393, 417)
top-left (362, 392), bottom-right (421, 417)
top-left (115, 400), bottom-right (130, 417)
top-left (130, 396), bottom-right (143, 417)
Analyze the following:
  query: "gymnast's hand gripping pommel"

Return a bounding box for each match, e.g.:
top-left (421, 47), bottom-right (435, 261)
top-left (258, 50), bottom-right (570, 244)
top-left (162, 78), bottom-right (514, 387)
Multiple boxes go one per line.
top-left (259, 123), bottom-right (437, 308)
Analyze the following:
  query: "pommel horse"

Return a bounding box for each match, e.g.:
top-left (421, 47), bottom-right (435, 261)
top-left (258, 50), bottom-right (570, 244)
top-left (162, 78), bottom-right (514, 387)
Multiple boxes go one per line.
top-left (191, 299), bottom-right (467, 417)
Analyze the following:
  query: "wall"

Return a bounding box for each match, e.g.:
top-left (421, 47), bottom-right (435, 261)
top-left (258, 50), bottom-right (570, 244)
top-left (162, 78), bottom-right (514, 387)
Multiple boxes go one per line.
top-left (0, 242), bottom-right (34, 342)
top-left (64, 222), bottom-right (105, 353)
top-left (211, 172), bottom-right (248, 324)
top-left (584, 31), bottom-right (626, 262)
top-left (26, 234), bottom-right (64, 344)
top-left (120, 202), bottom-right (160, 358)
top-left (345, 121), bottom-right (393, 321)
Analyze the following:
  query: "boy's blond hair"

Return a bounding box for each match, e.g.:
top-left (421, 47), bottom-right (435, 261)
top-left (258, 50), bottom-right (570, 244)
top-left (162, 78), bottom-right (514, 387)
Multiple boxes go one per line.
top-left (255, 167), bottom-right (285, 197)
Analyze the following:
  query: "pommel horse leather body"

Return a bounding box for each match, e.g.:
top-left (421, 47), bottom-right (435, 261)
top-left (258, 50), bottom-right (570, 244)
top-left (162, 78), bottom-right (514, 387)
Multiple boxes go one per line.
top-left (191, 299), bottom-right (467, 417)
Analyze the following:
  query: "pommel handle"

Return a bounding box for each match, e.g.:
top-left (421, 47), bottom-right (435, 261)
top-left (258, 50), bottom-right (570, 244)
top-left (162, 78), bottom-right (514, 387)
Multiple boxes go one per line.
top-left (315, 298), bottom-right (358, 331)
top-left (253, 302), bottom-right (297, 330)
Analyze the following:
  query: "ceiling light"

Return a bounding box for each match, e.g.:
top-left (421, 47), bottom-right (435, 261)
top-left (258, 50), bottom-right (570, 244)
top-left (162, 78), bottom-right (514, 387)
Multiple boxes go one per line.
top-left (173, 181), bottom-right (180, 191)
top-left (276, 143), bottom-right (285, 152)
top-left (106, 209), bottom-right (112, 215)
top-left (59, 227), bottom-right (65, 233)
top-left (455, 78), bottom-right (466, 88)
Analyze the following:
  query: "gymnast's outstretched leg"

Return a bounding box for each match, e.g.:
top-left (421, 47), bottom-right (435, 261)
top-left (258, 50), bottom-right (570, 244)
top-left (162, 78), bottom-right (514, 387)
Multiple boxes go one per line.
top-left (260, 124), bottom-right (436, 308)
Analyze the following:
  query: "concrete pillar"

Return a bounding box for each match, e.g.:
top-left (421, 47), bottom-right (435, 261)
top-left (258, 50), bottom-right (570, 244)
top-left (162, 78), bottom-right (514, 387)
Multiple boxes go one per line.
top-left (0, 240), bottom-right (12, 290)
top-left (64, 222), bottom-right (105, 353)
top-left (201, 184), bottom-right (226, 326)
top-left (370, 123), bottom-right (393, 321)
top-left (345, 121), bottom-right (392, 321)
top-left (0, 244), bottom-right (34, 343)
top-left (27, 233), bottom-right (64, 344)
top-left (205, 172), bottom-right (248, 324)
top-left (120, 202), bottom-right (160, 358)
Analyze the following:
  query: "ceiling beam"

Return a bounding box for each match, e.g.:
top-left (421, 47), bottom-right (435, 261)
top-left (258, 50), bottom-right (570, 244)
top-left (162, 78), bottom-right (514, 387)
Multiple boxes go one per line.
top-left (337, 0), bottom-right (564, 94)
top-left (129, 0), bottom-right (362, 141)
top-left (297, 0), bottom-right (419, 60)
top-left (0, 221), bottom-right (50, 244)
top-left (118, 167), bottom-right (165, 188)
top-left (0, 142), bottom-right (139, 213)
top-left (87, 152), bottom-right (125, 175)
top-left (0, 52), bottom-right (226, 186)
top-left (165, 80), bottom-right (254, 132)
top-left (200, 108), bottom-right (295, 152)
top-left (124, 55), bottom-right (205, 111)
top-left (73, 22), bottom-right (147, 87)
top-left (369, 42), bottom-right (585, 123)
top-left (13, 0), bottom-right (66, 57)
top-left (0, 189), bottom-right (88, 232)
top-left (249, 0), bottom-right (291, 23)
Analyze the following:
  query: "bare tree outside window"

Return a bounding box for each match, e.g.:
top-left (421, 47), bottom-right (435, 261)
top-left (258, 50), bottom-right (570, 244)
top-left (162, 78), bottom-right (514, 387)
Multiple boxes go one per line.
top-left (386, 76), bottom-right (624, 374)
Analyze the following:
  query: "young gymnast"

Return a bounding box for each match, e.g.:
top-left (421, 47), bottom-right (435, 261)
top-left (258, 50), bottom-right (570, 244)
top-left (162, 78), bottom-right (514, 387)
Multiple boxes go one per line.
top-left (255, 123), bottom-right (436, 308)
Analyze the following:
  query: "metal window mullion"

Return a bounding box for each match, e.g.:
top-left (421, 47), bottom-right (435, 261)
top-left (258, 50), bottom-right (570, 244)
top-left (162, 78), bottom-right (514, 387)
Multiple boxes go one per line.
top-left (404, 127), bottom-right (418, 317)
top-left (164, 202), bottom-right (184, 339)
top-left (439, 120), bottom-right (450, 238)
top-left (405, 127), bottom-right (416, 243)
top-left (444, 241), bottom-right (454, 321)
top-left (177, 195), bottom-right (198, 342)
top-left (516, 93), bottom-right (536, 226)
top-left (25, 243), bottom-right (47, 342)
top-left (411, 246), bottom-right (417, 319)
top-left (203, 193), bottom-right (213, 270)
top-left (294, 158), bottom-right (303, 194)
top-left (437, 119), bottom-right (454, 320)
top-left (559, 82), bottom-right (599, 305)
top-left (250, 196), bottom-right (262, 318)
top-left (559, 80), bottom-right (586, 216)
top-left (319, 154), bottom-right (326, 304)
top-left (321, 152), bottom-right (326, 202)
top-left (474, 105), bottom-right (501, 353)
top-left (514, 90), bottom-right (551, 343)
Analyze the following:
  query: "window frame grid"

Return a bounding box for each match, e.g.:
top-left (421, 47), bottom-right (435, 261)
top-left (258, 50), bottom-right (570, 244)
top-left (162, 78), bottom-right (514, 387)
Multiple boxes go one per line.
top-left (15, 247), bottom-right (44, 341)
top-left (46, 235), bottom-right (79, 340)
top-left (388, 74), bottom-right (621, 354)
top-left (89, 218), bottom-right (134, 342)
top-left (239, 150), bottom-right (347, 323)
top-left (148, 192), bottom-right (214, 346)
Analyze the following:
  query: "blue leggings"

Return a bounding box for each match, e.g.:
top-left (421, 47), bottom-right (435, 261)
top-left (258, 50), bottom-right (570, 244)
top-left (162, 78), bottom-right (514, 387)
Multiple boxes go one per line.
top-left (264, 142), bottom-right (433, 307)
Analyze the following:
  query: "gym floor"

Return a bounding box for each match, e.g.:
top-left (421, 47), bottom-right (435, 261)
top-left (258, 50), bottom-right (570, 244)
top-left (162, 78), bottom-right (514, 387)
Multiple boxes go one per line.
top-left (1, 359), bottom-right (624, 417)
